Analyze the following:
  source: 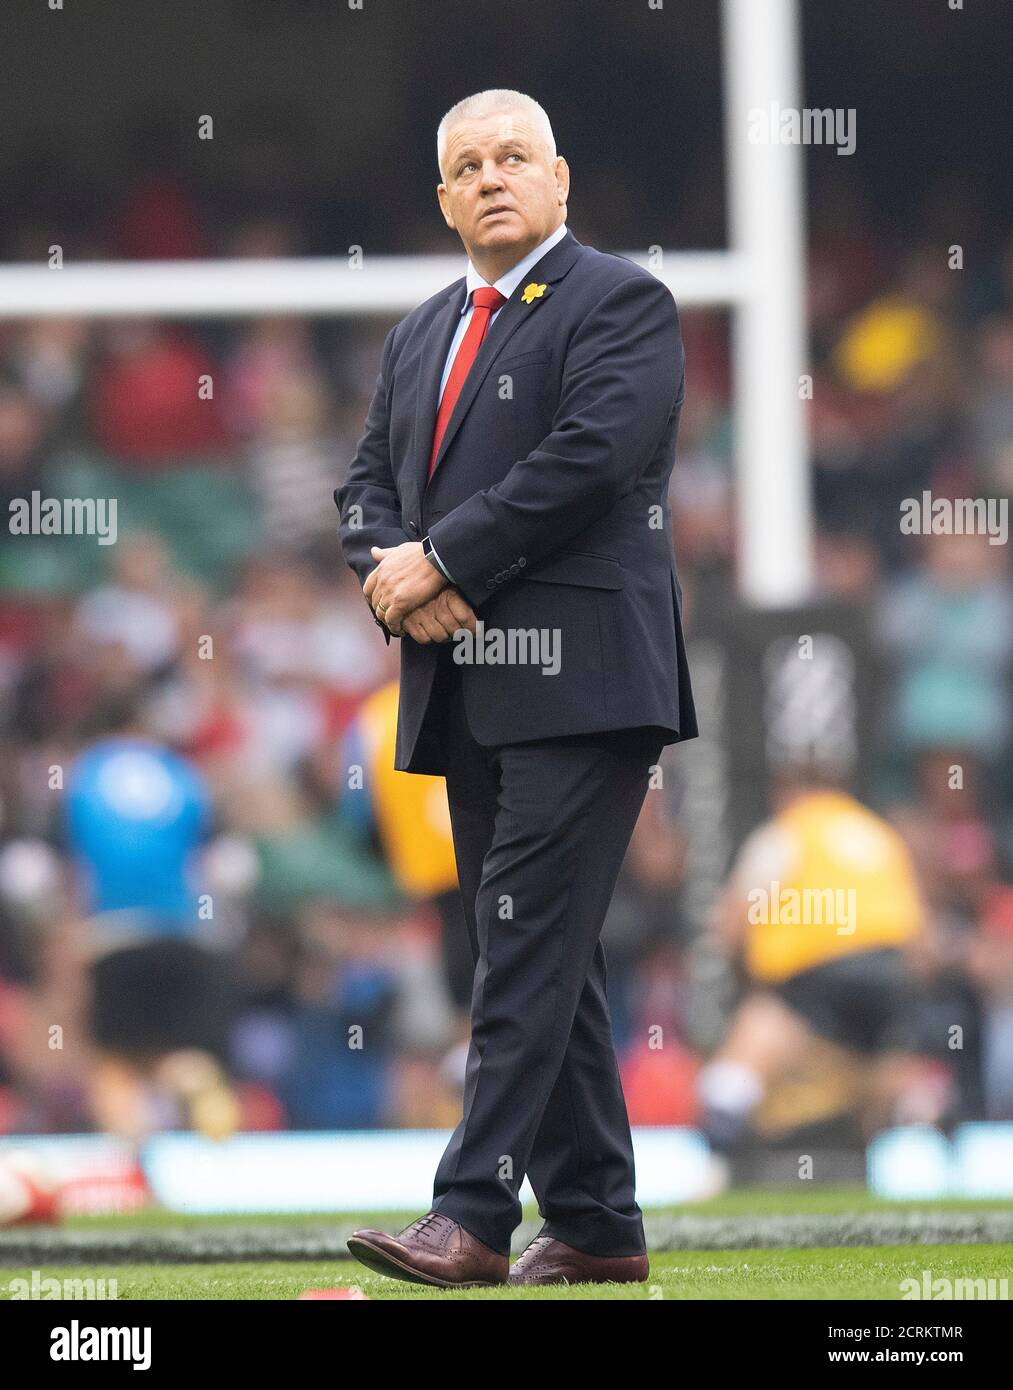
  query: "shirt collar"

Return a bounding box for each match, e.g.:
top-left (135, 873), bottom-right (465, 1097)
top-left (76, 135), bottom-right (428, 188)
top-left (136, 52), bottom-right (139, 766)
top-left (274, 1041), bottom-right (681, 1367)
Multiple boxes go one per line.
top-left (462, 222), bottom-right (569, 312)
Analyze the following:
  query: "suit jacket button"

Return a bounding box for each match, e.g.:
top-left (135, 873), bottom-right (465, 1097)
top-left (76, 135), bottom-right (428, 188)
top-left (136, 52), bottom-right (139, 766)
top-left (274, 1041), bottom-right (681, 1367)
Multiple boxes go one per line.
top-left (486, 579), bottom-right (496, 589)
top-left (509, 563), bottom-right (519, 575)
top-left (518, 557), bottom-right (526, 567)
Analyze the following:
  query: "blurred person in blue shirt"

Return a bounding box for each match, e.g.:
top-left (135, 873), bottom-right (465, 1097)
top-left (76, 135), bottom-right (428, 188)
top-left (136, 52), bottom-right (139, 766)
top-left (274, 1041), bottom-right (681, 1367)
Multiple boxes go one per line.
top-left (64, 697), bottom-right (239, 1143)
top-left (67, 734), bottom-right (210, 928)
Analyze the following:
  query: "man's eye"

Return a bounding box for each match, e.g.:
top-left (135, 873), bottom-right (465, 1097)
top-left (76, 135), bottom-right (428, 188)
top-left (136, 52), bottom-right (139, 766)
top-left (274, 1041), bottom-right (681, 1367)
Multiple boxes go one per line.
top-left (506, 153), bottom-right (523, 162)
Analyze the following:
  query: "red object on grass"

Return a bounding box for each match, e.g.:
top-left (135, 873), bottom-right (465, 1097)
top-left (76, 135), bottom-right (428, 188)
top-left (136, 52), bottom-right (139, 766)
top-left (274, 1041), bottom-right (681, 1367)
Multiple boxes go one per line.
top-left (297, 1288), bottom-right (369, 1300)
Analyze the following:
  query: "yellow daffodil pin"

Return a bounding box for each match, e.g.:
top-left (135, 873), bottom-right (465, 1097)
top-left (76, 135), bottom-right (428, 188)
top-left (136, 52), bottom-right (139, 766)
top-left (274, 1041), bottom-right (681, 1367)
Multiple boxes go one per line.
top-left (521, 282), bottom-right (547, 305)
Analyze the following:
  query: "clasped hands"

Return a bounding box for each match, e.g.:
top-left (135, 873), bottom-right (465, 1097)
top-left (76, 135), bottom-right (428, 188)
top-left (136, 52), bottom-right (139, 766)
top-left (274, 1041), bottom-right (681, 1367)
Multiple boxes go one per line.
top-left (363, 542), bottom-right (477, 643)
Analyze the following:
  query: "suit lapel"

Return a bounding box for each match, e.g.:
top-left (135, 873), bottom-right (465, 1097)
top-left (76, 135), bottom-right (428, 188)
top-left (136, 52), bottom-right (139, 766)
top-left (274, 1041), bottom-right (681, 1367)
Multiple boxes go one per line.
top-left (421, 229), bottom-right (583, 491)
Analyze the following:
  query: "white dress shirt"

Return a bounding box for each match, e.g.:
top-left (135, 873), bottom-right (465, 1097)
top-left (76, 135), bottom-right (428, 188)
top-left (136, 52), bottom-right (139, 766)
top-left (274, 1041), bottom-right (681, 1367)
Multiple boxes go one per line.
top-left (428, 221), bottom-right (569, 584)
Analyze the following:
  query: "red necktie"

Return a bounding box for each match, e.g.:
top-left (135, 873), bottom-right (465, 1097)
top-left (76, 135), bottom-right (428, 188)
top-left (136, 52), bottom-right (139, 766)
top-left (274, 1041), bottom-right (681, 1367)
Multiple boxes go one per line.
top-left (428, 286), bottom-right (507, 479)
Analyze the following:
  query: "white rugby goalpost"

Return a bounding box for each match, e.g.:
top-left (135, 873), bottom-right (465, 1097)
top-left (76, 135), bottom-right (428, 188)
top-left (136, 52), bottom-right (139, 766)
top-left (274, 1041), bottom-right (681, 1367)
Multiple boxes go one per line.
top-left (0, 0), bottom-right (810, 608)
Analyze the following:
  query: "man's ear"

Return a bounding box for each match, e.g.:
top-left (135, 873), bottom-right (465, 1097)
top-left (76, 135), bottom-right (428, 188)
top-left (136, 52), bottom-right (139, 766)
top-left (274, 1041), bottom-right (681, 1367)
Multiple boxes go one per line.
top-left (436, 183), bottom-right (456, 230)
top-left (554, 157), bottom-right (570, 207)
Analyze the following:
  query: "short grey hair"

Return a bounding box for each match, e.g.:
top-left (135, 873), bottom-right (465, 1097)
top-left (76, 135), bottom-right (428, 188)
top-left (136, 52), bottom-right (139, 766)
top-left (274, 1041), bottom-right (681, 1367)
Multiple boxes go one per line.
top-left (437, 89), bottom-right (556, 179)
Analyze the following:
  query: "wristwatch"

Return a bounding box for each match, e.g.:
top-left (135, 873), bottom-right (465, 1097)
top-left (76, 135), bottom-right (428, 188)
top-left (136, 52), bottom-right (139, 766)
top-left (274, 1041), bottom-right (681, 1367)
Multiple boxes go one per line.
top-left (421, 534), bottom-right (439, 569)
top-left (422, 533), bottom-right (452, 581)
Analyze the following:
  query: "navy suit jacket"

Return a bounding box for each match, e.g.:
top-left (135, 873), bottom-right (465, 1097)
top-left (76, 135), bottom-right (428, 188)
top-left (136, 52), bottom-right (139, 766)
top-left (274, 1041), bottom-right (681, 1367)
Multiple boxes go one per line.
top-left (335, 228), bottom-right (697, 774)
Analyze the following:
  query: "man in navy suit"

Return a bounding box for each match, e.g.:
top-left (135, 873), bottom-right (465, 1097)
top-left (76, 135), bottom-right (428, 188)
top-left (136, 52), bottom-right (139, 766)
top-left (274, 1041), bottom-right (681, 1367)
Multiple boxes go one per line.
top-left (338, 89), bottom-right (696, 1287)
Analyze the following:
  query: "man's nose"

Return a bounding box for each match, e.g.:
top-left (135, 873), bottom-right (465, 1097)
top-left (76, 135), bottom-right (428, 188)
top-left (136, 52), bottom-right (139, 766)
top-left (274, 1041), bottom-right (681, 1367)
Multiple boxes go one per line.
top-left (479, 162), bottom-right (505, 191)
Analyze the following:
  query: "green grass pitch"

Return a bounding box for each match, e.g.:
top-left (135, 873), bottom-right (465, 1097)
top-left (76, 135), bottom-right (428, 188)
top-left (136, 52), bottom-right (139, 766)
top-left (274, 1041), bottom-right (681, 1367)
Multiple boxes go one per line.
top-left (2, 1189), bottom-right (1011, 1300)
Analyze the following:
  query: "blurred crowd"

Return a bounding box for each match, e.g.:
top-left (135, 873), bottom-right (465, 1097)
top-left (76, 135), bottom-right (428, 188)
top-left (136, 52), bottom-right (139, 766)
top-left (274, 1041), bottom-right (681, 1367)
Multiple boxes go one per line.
top-left (0, 165), bottom-right (1011, 1149)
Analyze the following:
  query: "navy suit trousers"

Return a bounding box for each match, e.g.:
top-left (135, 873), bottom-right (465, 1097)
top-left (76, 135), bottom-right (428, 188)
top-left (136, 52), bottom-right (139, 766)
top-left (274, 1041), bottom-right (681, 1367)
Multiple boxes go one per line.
top-left (427, 645), bottom-right (662, 1256)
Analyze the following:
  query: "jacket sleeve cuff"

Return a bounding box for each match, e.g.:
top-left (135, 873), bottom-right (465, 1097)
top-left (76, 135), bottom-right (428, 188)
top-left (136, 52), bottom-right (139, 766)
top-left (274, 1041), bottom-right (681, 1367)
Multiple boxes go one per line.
top-left (427, 503), bottom-right (522, 611)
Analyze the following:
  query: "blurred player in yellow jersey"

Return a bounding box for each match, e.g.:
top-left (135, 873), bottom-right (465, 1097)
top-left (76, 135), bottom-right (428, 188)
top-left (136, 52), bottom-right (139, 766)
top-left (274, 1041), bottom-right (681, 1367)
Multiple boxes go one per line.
top-left (352, 680), bottom-right (459, 901)
top-left (697, 768), bottom-right (934, 1171)
top-left (343, 681), bottom-right (476, 1010)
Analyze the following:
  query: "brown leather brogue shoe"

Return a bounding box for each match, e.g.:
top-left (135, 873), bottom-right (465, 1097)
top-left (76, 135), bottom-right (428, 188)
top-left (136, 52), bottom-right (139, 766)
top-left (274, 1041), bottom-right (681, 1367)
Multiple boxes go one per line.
top-left (347, 1211), bottom-right (509, 1288)
top-left (509, 1235), bottom-right (650, 1286)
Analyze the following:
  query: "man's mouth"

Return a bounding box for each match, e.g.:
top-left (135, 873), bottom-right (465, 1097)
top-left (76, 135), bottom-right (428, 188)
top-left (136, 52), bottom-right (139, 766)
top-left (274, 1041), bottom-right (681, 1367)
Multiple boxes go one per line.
top-left (481, 205), bottom-right (514, 220)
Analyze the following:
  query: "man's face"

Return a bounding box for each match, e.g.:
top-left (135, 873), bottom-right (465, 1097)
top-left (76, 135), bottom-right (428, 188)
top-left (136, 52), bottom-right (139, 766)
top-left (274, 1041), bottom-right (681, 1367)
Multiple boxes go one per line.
top-left (437, 109), bottom-right (568, 268)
